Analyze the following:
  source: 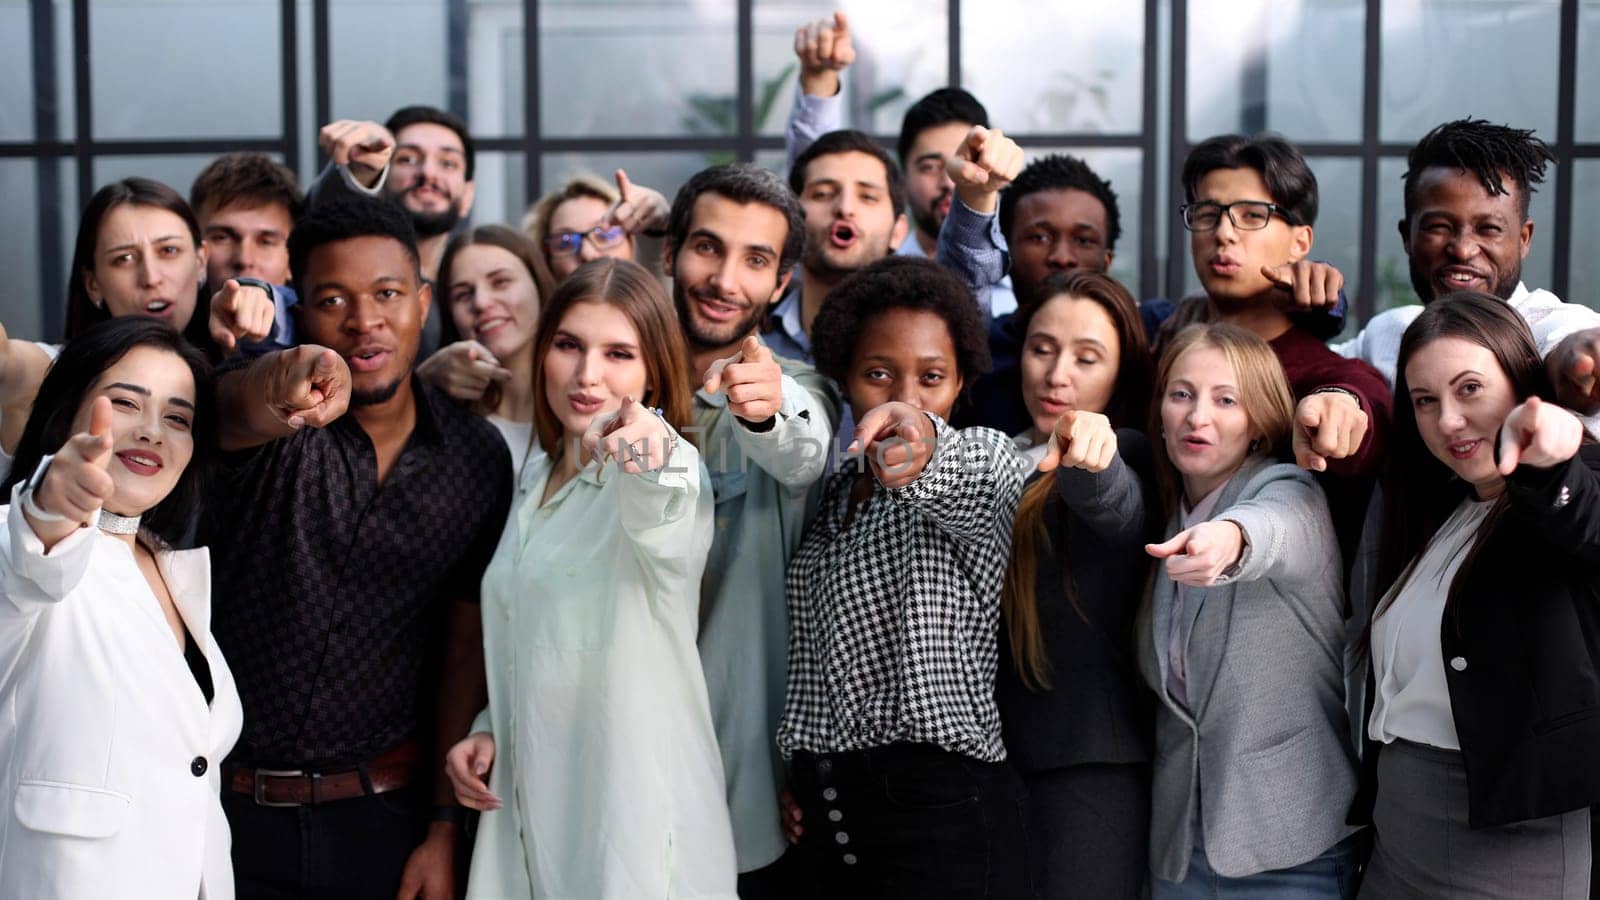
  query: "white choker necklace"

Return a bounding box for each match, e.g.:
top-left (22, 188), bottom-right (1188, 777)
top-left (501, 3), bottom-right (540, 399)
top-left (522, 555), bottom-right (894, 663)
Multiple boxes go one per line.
top-left (97, 510), bottom-right (141, 535)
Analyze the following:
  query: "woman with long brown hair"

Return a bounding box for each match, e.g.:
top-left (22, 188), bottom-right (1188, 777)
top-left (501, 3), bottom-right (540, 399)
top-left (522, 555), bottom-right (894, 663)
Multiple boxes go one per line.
top-left (1138, 323), bottom-right (1359, 897)
top-left (1355, 293), bottom-right (1599, 898)
top-left (442, 258), bottom-right (737, 899)
top-left (997, 270), bottom-right (1157, 898)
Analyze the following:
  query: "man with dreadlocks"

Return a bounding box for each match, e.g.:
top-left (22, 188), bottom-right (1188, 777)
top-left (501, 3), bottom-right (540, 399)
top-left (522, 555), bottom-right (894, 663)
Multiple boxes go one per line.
top-left (1332, 119), bottom-right (1600, 417)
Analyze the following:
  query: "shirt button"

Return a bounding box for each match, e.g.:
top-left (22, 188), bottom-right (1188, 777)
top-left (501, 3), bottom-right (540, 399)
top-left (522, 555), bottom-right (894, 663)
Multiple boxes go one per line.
top-left (842, 853), bottom-right (858, 865)
top-left (828, 809), bottom-right (843, 822)
top-left (190, 756), bottom-right (208, 777)
top-left (835, 831), bottom-right (850, 845)
top-left (566, 566), bottom-right (577, 577)
top-left (1450, 656), bottom-right (1468, 672)
top-left (822, 787), bottom-right (837, 802)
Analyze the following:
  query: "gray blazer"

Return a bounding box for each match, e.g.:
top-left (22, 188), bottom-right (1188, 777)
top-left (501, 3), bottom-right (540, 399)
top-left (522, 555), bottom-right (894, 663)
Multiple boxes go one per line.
top-left (1137, 458), bottom-right (1358, 881)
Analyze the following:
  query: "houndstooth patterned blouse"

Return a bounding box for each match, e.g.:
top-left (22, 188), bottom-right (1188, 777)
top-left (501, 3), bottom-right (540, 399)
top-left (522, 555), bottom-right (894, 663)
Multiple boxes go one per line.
top-left (777, 414), bottom-right (1027, 762)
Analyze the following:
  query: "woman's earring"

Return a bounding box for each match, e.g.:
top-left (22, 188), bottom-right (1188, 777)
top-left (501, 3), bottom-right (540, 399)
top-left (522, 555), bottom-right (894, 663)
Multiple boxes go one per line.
top-left (1248, 438), bottom-right (1263, 453)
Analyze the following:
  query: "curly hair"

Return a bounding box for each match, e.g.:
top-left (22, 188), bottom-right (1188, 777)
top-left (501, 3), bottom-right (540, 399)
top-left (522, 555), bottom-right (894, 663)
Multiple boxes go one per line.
top-left (1403, 118), bottom-right (1554, 221)
top-left (998, 154), bottom-right (1122, 252)
top-left (810, 256), bottom-right (991, 391)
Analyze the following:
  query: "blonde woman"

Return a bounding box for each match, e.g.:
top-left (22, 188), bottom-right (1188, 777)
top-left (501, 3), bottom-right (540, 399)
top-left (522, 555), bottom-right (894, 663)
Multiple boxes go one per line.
top-left (522, 171), bottom-right (670, 285)
top-left (1140, 323), bottom-right (1359, 898)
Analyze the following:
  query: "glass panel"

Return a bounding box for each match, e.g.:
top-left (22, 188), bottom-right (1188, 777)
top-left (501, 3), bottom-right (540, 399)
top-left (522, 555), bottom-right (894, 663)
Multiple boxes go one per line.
top-left (330, 0), bottom-right (447, 121)
top-left (468, 151), bottom-right (528, 231)
top-left (1374, 155), bottom-right (1555, 314)
top-left (91, 0), bottom-right (281, 140)
top-left (752, 0), bottom-right (948, 139)
top-left (1570, 161), bottom-right (1600, 310)
top-left (1188, 0), bottom-right (1365, 143)
top-left (539, 0), bottom-right (737, 138)
top-left (0, 159), bottom-right (76, 342)
top-left (1579, 0), bottom-right (1600, 142)
top-left (92, 154), bottom-right (247, 200)
top-left (967, 1), bottom-right (1143, 135)
top-left (539, 152), bottom-right (712, 212)
top-left (1022, 147), bottom-right (1144, 296)
top-left (1380, 0), bottom-right (1559, 144)
top-left (466, 0), bottom-right (524, 137)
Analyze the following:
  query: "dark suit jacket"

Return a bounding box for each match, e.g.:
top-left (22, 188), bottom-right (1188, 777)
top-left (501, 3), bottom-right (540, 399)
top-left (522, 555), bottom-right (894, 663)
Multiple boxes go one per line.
top-left (996, 429), bottom-right (1158, 773)
top-left (1352, 444), bottom-right (1600, 828)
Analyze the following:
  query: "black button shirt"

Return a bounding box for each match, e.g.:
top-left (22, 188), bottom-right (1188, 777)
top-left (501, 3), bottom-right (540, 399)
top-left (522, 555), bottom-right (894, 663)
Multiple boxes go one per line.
top-left (206, 379), bottom-right (511, 769)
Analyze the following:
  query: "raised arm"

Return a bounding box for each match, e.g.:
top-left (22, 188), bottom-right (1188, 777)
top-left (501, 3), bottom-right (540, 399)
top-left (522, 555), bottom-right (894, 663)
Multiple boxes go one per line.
top-left (784, 11), bottom-right (852, 169)
top-left (1045, 415), bottom-right (1148, 544)
top-left (215, 345), bottom-right (351, 450)
top-left (859, 404), bottom-right (1024, 542)
top-left (937, 126), bottom-right (1023, 317)
top-left (305, 120), bottom-right (395, 208)
top-left (1499, 397), bottom-right (1600, 566)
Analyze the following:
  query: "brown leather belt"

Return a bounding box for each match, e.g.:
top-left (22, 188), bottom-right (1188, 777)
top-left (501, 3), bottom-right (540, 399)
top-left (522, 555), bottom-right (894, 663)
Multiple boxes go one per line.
top-left (228, 740), bottom-right (421, 807)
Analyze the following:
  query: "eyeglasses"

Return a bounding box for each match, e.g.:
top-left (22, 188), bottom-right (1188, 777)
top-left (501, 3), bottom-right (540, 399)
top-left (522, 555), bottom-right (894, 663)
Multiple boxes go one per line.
top-left (1180, 201), bottom-right (1301, 232)
top-left (544, 224), bottom-right (627, 257)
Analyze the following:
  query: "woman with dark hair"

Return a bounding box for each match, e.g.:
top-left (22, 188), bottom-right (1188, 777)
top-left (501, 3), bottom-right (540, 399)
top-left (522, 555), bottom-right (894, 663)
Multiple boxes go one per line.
top-left (443, 258), bottom-right (735, 899)
top-left (0, 177), bottom-right (272, 482)
top-left (1355, 292), bottom-right (1600, 899)
top-left (998, 269), bottom-right (1157, 898)
top-left (0, 317), bottom-right (241, 900)
top-left (778, 255), bottom-right (1033, 898)
top-left (1139, 323), bottom-right (1359, 897)
top-left (418, 224), bottom-right (549, 472)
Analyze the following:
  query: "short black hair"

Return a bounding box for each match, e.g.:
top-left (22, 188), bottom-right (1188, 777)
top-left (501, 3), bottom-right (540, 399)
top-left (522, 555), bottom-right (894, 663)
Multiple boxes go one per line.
top-left (666, 164), bottom-right (806, 274)
top-left (811, 256), bottom-right (991, 390)
top-left (288, 194), bottom-right (421, 291)
top-left (998, 155), bottom-right (1122, 252)
top-left (190, 152), bottom-right (305, 224)
top-left (897, 88), bottom-right (989, 167)
top-left (1181, 133), bottom-right (1319, 227)
top-left (789, 129), bottom-right (908, 221)
top-left (1402, 118), bottom-right (1554, 222)
top-left (2, 317), bottom-right (215, 548)
top-left (385, 105), bottom-right (476, 181)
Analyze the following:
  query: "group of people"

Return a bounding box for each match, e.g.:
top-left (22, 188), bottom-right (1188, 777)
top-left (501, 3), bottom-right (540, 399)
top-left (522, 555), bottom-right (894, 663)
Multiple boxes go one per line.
top-left (2, 11), bottom-right (1600, 900)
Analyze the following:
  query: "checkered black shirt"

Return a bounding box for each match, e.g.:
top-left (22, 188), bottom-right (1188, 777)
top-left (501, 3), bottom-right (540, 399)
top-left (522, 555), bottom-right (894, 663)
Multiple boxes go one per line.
top-left (206, 379), bottom-right (511, 769)
top-left (778, 416), bottom-right (1026, 762)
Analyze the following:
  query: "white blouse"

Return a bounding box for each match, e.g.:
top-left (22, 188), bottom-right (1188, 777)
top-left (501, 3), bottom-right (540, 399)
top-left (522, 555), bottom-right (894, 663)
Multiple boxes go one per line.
top-left (485, 414), bottom-right (536, 476)
top-left (1368, 497), bottom-right (1493, 750)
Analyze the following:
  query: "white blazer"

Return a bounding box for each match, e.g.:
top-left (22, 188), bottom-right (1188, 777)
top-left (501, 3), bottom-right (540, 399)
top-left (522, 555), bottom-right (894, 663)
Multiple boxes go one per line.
top-left (0, 493), bottom-right (243, 900)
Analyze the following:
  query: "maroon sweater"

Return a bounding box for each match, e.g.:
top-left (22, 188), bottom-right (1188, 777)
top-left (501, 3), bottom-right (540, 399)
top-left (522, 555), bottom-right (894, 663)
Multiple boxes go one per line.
top-left (1269, 325), bottom-right (1393, 564)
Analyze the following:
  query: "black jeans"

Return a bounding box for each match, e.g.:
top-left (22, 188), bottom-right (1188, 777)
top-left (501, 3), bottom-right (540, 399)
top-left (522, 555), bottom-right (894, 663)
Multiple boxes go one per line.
top-left (223, 784), bottom-right (428, 900)
top-left (787, 743), bottom-right (1035, 900)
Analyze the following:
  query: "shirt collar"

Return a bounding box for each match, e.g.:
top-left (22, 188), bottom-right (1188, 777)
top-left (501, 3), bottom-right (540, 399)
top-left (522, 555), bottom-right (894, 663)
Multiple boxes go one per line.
top-left (767, 284), bottom-right (811, 355)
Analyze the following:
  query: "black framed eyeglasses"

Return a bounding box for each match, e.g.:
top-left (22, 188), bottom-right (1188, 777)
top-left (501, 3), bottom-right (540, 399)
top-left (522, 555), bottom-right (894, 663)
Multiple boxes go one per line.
top-left (544, 224), bottom-right (627, 257)
top-left (1180, 200), bottom-right (1302, 232)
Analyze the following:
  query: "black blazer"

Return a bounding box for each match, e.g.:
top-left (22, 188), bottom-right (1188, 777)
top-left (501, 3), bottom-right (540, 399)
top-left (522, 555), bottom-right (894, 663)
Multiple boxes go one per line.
top-left (996, 429), bottom-right (1158, 774)
top-left (1352, 444), bottom-right (1600, 828)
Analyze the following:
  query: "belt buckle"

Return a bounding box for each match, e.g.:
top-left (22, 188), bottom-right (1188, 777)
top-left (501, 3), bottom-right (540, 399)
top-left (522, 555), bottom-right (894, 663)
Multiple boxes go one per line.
top-left (253, 768), bottom-right (307, 808)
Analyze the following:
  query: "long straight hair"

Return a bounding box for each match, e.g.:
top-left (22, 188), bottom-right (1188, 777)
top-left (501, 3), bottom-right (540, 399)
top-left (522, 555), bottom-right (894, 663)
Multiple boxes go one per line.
top-left (1147, 323), bottom-right (1294, 519)
top-left (2, 317), bottom-right (215, 548)
top-left (529, 258), bottom-right (693, 462)
top-left (64, 178), bottom-right (213, 353)
top-left (1002, 271), bottom-right (1152, 689)
top-left (437, 225), bottom-right (551, 416)
top-left (1374, 292), bottom-right (1554, 620)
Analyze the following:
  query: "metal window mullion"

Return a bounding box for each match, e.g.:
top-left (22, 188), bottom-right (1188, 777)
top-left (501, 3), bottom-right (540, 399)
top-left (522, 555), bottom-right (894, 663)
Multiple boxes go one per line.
top-left (1552, 0), bottom-right (1578, 302)
top-left (524, 0), bottom-right (541, 201)
top-left (1139, 0), bottom-right (1159, 300)
top-left (1357, 0), bottom-right (1381, 323)
top-left (1164, 0), bottom-right (1190, 302)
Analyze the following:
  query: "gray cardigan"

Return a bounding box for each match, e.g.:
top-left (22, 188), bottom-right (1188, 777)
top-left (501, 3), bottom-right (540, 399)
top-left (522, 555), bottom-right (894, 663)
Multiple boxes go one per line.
top-left (1137, 457), bottom-right (1358, 881)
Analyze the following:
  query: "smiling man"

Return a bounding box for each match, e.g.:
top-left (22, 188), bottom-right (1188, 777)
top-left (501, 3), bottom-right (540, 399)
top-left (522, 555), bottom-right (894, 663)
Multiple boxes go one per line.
top-left (663, 163), bottom-right (839, 896)
top-left (765, 130), bottom-right (909, 365)
top-left (206, 195), bottom-right (509, 900)
top-left (1332, 119), bottom-right (1600, 404)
